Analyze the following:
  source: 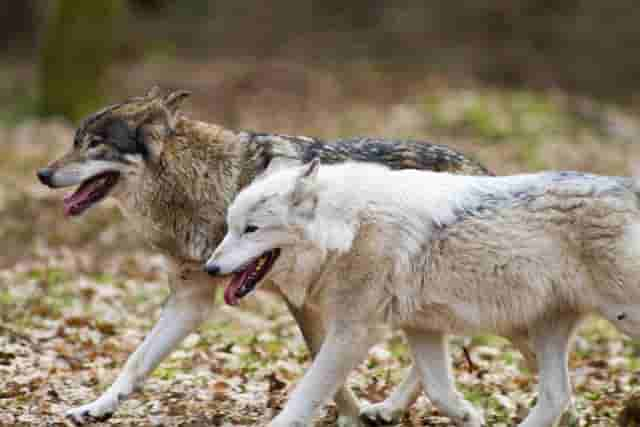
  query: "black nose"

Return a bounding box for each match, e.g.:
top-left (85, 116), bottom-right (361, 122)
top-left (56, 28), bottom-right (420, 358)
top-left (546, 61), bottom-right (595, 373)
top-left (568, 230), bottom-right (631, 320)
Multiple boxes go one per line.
top-left (204, 264), bottom-right (220, 276)
top-left (37, 168), bottom-right (53, 186)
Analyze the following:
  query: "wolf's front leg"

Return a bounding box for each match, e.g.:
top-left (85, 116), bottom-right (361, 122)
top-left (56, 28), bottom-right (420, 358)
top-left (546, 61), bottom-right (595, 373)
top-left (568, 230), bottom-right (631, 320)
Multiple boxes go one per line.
top-left (405, 330), bottom-right (484, 427)
top-left (286, 302), bottom-right (370, 427)
top-left (518, 315), bottom-right (580, 427)
top-left (65, 269), bottom-right (218, 425)
top-left (269, 323), bottom-right (375, 427)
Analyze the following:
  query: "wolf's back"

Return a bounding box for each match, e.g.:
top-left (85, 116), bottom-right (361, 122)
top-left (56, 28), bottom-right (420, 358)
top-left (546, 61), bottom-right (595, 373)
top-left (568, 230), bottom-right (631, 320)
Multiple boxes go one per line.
top-left (313, 138), bottom-right (491, 176)
top-left (257, 134), bottom-right (491, 176)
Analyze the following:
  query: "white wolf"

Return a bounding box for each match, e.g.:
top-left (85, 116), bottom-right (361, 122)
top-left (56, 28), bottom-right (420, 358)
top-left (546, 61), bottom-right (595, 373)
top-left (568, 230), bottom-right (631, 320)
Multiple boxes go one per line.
top-left (205, 158), bottom-right (640, 427)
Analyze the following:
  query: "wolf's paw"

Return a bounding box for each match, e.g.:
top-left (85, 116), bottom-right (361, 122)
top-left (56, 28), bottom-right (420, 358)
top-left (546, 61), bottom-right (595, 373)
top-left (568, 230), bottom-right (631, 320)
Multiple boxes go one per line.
top-left (359, 401), bottom-right (403, 425)
top-left (65, 397), bottom-right (118, 425)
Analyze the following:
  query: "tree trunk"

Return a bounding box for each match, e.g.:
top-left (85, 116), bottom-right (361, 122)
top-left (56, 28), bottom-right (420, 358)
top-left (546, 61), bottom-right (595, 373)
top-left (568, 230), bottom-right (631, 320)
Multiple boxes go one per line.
top-left (39, 0), bottom-right (126, 122)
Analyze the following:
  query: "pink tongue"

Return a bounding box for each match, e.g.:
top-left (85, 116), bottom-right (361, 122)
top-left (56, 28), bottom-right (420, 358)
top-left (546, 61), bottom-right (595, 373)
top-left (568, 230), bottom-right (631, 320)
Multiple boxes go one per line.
top-left (62, 179), bottom-right (102, 216)
top-left (224, 268), bottom-right (251, 306)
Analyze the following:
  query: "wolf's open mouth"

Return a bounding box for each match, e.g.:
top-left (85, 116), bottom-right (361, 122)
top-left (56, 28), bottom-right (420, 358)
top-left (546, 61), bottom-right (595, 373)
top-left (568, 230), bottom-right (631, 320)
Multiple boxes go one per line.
top-left (63, 171), bottom-right (120, 217)
top-left (224, 249), bottom-right (281, 306)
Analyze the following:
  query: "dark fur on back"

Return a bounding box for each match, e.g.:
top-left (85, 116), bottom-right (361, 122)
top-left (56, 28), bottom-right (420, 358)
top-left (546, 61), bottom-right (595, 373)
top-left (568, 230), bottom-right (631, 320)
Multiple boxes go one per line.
top-left (240, 133), bottom-right (491, 190)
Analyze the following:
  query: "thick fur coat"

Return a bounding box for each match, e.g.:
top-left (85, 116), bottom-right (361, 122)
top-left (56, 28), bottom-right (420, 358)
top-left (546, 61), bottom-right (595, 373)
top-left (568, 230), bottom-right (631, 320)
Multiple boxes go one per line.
top-left (207, 160), bottom-right (640, 427)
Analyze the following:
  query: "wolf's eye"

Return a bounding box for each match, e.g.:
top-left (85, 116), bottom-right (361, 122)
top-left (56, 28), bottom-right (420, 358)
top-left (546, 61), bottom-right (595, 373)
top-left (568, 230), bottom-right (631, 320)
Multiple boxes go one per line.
top-left (244, 225), bottom-right (259, 234)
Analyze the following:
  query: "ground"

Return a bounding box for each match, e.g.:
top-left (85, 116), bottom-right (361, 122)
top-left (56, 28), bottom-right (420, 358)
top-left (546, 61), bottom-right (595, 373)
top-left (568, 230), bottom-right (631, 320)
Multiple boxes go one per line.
top-left (2, 67), bottom-right (640, 426)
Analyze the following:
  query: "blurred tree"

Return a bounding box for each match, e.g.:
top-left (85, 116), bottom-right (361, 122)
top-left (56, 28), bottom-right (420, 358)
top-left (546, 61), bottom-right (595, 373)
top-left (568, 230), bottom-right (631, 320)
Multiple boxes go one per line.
top-left (25, 0), bottom-right (640, 105)
top-left (0, 0), bottom-right (37, 55)
top-left (39, 0), bottom-right (127, 122)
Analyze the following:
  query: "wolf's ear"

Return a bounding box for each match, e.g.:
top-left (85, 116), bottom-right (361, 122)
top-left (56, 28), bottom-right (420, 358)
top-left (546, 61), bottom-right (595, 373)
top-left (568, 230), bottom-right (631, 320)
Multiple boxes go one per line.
top-left (134, 89), bottom-right (191, 161)
top-left (147, 89), bottom-right (191, 133)
top-left (145, 85), bottom-right (162, 99)
top-left (290, 157), bottom-right (320, 213)
top-left (163, 90), bottom-right (191, 113)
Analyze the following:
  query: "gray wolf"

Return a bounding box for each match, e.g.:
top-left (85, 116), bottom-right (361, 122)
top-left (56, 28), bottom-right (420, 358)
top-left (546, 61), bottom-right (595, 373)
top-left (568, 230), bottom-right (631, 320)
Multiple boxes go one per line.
top-left (36, 87), bottom-right (490, 425)
top-left (206, 158), bottom-right (640, 427)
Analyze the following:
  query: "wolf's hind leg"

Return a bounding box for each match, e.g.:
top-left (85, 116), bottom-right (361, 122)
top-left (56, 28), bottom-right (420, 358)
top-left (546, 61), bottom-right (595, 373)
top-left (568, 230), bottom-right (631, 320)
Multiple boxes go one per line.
top-left (517, 315), bottom-right (580, 427)
top-left (405, 330), bottom-right (484, 427)
top-left (358, 333), bottom-right (538, 426)
top-left (286, 302), bottom-right (368, 427)
top-left (360, 363), bottom-right (421, 425)
top-left (65, 270), bottom-right (217, 425)
top-left (359, 332), bottom-right (537, 426)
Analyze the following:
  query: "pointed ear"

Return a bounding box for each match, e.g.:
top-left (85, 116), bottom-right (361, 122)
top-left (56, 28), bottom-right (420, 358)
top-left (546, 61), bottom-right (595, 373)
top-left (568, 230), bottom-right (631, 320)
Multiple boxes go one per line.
top-left (145, 85), bottom-right (162, 99)
top-left (291, 157), bottom-right (320, 211)
top-left (163, 90), bottom-right (191, 113)
top-left (137, 89), bottom-right (191, 144)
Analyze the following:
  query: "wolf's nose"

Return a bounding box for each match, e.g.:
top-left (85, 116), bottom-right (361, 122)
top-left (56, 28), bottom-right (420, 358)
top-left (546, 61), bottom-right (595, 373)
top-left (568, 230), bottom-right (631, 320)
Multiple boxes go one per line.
top-left (37, 168), bottom-right (53, 186)
top-left (204, 264), bottom-right (220, 276)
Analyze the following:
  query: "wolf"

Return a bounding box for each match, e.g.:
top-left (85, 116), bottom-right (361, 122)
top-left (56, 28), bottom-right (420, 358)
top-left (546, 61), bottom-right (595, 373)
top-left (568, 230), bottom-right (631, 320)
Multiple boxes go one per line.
top-left (206, 158), bottom-right (640, 427)
top-left (36, 87), bottom-right (491, 425)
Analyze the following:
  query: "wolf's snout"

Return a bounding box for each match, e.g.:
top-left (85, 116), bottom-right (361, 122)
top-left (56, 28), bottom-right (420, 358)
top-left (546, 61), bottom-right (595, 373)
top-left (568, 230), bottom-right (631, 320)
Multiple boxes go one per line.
top-left (204, 263), bottom-right (220, 276)
top-left (37, 168), bottom-right (54, 187)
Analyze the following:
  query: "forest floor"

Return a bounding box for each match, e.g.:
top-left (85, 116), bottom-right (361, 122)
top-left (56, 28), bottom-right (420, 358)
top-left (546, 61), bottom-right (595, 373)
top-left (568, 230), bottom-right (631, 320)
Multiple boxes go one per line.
top-left (2, 61), bottom-right (640, 426)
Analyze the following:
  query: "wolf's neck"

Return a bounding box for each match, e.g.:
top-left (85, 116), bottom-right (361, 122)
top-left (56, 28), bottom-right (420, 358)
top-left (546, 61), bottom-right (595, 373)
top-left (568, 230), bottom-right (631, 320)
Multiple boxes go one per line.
top-left (116, 117), bottom-right (259, 262)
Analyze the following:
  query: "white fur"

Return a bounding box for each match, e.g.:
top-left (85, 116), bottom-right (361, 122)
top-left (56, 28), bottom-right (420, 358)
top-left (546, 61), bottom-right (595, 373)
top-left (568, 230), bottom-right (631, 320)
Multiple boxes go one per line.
top-left (208, 161), bottom-right (640, 427)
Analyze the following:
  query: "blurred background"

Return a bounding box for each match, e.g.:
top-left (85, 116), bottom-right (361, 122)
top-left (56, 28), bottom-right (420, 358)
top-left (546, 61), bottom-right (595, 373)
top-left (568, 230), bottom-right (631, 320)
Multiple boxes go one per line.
top-left (3, 2), bottom-right (640, 426)
top-left (5, 1), bottom-right (640, 123)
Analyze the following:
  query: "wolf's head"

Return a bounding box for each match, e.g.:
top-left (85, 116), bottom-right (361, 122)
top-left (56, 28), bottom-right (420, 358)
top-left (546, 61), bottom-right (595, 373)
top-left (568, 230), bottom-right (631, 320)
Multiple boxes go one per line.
top-left (37, 86), bottom-right (190, 217)
top-left (205, 158), bottom-right (323, 305)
